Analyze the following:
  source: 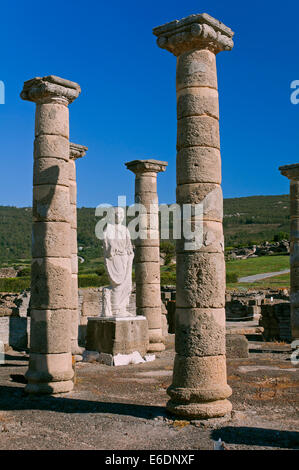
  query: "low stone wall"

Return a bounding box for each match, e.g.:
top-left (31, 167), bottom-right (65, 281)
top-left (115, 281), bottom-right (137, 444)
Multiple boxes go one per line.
top-left (0, 291), bottom-right (30, 350)
top-left (260, 300), bottom-right (292, 342)
top-left (1, 286), bottom-right (291, 350)
top-left (0, 267), bottom-right (18, 278)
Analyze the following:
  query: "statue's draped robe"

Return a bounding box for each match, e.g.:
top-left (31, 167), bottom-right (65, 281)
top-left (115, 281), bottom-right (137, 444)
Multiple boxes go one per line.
top-left (103, 223), bottom-right (134, 316)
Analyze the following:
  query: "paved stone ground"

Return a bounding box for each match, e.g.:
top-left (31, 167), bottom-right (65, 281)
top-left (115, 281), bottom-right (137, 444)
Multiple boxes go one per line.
top-left (0, 338), bottom-right (298, 450)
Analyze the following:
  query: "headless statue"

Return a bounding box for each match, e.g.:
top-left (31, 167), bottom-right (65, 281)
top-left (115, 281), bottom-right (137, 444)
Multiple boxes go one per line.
top-left (101, 207), bottom-right (134, 317)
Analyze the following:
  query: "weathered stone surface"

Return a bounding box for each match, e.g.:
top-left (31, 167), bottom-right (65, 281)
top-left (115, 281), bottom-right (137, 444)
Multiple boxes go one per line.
top-left (134, 246), bottom-right (160, 263)
top-left (177, 115), bottom-right (220, 150)
top-left (69, 159), bottom-right (76, 180)
top-left (86, 316), bottom-right (149, 356)
top-left (135, 176), bottom-right (157, 194)
top-left (290, 180), bottom-right (299, 199)
top-left (33, 157), bottom-right (69, 187)
top-left (31, 257), bottom-right (72, 310)
top-left (169, 354), bottom-right (231, 399)
top-left (175, 308), bottom-right (225, 356)
top-left (69, 275), bottom-right (79, 310)
top-left (21, 75), bottom-right (80, 395)
top-left (290, 218), bottom-right (299, 240)
top-left (153, 13), bottom-right (234, 56)
top-left (34, 135), bottom-right (69, 161)
top-left (25, 352), bottom-right (74, 384)
top-left (0, 317), bottom-right (28, 350)
top-left (32, 222), bottom-right (70, 258)
top-left (135, 262), bottom-right (160, 284)
top-left (176, 219), bottom-right (224, 254)
top-left (177, 147), bottom-right (221, 185)
top-left (136, 283), bottom-right (162, 308)
top-left (167, 398), bottom-right (232, 419)
top-left (226, 334), bottom-right (249, 359)
top-left (176, 252), bottom-right (225, 308)
top-left (35, 103), bottom-right (69, 138)
top-left (70, 204), bottom-right (77, 229)
top-left (177, 87), bottom-right (219, 120)
top-left (176, 49), bottom-right (218, 89)
top-left (69, 182), bottom-right (77, 204)
top-left (137, 307), bottom-right (163, 329)
top-left (33, 185), bottom-right (70, 223)
top-left (127, 159), bottom-right (167, 352)
top-left (176, 183), bottom-right (223, 221)
top-left (30, 309), bottom-right (71, 354)
top-left (71, 254), bottom-right (78, 274)
top-left (135, 192), bottom-right (158, 206)
top-left (25, 380), bottom-right (74, 395)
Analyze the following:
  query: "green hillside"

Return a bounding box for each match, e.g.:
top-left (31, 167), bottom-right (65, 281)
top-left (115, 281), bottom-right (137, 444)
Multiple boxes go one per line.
top-left (0, 194), bottom-right (290, 268)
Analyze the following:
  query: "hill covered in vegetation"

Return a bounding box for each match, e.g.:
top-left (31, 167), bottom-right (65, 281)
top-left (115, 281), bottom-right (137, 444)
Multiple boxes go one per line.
top-left (0, 194), bottom-right (290, 267)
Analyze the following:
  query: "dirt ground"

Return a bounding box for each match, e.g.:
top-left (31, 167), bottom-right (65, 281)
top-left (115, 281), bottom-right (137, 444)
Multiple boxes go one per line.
top-left (0, 337), bottom-right (298, 450)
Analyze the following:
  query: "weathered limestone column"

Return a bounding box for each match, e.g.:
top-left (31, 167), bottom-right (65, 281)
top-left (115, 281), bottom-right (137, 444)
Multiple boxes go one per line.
top-left (153, 14), bottom-right (234, 418)
top-left (279, 164), bottom-right (299, 341)
top-left (69, 143), bottom-right (88, 355)
top-left (21, 75), bottom-right (81, 394)
top-left (126, 159), bottom-right (167, 352)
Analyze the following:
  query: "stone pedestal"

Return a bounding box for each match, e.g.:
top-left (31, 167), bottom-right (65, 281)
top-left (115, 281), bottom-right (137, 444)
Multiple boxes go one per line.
top-left (153, 14), bottom-right (234, 418)
top-left (125, 159), bottom-right (167, 352)
top-left (69, 143), bottom-right (88, 355)
top-left (279, 163), bottom-right (299, 341)
top-left (86, 316), bottom-right (149, 357)
top-left (21, 75), bottom-right (81, 394)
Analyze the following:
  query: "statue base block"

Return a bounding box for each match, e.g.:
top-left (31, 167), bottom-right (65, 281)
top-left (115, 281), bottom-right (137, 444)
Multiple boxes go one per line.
top-left (86, 316), bottom-right (149, 357)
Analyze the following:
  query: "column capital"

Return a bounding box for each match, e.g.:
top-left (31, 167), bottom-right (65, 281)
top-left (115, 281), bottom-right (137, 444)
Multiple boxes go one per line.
top-left (153, 13), bottom-right (234, 56)
top-left (70, 142), bottom-right (88, 160)
top-left (279, 163), bottom-right (299, 181)
top-left (125, 159), bottom-right (168, 175)
top-left (20, 75), bottom-right (81, 105)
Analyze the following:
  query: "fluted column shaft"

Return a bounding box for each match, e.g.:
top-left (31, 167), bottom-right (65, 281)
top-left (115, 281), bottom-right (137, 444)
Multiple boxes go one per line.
top-left (153, 13), bottom-right (234, 418)
top-left (21, 75), bottom-right (81, 394)
top-left (126, 159), bottom-right (167, 352)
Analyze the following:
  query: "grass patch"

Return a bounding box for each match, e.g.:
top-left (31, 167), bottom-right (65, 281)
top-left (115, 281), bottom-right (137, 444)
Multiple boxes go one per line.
top-left (0, 277), bottom-right (30, 292)
top-left (78, 274), bottom-right (109, 288)
top-left (226, 255), bottom-right (289, 278)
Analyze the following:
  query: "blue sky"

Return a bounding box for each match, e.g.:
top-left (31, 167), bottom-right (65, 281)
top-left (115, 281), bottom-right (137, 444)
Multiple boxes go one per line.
top-left (0, 0), bottom-right (298, 207)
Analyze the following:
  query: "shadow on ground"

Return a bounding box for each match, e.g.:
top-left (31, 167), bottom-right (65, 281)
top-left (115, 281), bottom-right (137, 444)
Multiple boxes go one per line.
top-left (0, 385), bottom-right (167, 420)
top-left (212, 426), bottom-right (299, 449)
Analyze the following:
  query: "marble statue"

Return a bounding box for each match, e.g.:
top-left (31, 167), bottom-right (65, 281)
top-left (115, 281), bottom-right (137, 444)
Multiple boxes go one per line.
top-left (101, 207), bottom-right (134, 317)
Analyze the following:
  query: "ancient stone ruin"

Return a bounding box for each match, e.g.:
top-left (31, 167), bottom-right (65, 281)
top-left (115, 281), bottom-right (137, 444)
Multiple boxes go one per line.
top-left (153, 13), bottom-right (234, 419)
top-left (279, 163), bottom-right (299, 342)
top-left (1, 12), bottom-right (295, 432)
top-left (126, 159), bottom-right (167, 353)
top-left (21, 75), bottom-right (81, 394)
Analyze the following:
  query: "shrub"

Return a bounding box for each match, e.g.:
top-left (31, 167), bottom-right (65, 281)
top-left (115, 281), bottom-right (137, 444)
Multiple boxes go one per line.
top-left (17, 267), bottom-right (31, 277)
top-left (273, 232), bottom-right (289, 242)
top-left (226, 272), bottom-right (238, 283)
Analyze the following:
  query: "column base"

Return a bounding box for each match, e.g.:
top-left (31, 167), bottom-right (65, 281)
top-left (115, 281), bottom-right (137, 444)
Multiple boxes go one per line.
top-left (166, 398), bottom-right (232, 419)
top-left (24, 352), bottom-right (74, 395)
top-left (148, 328), bottom-right (165, 352)
top-left (147, 342), bottom-right (166, 352)
top-left (71, 340), bottom-right (84, 356)
top-left (25, 380), bottom-right (74, 395)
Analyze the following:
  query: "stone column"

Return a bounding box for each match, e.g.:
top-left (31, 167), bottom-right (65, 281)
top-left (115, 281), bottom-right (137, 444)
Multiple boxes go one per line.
top-left (153, 14), bottom-right (234, 418)
top-left (69, 143), bottom-right (88, 356)
top-left (279, 164), bottom-right (299, 341)
top-left (21, 75), bottom-right (81, 394)
top-left (126, 159), bottom-right (168, 352)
